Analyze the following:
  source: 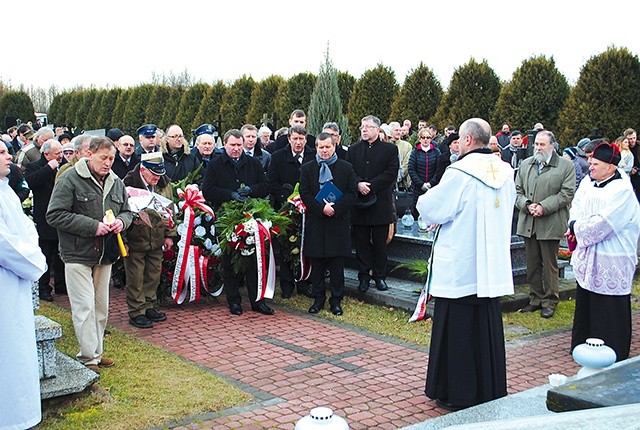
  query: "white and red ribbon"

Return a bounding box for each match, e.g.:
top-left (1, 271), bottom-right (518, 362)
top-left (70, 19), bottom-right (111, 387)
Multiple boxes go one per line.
top-left (172, 185), bottom-right (216, 304)
top-left (254, 219), bottom-right (276, 301)
top-left (287, 194), bottom-right (311, 282)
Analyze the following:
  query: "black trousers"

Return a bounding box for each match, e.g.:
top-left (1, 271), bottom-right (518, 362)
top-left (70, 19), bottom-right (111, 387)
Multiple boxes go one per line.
top-left (353, 224), bottom-right (389, 279)
top-left (222, 253), bottom-right (263, 308)
top-left (310, 256), bottom-right (345, 305)
top-left (571, 283), bottom-right (631, 362)
top-left (38, 238), bottom-right (66, 294)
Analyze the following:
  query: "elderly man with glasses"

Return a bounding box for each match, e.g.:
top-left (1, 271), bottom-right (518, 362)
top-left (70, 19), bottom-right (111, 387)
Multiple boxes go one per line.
top-left (346, 115), bottom-right (399, 293)
top-left (110, 129), bottom-right (140, 179)
top-left (161, 124), bottom-right (198, 181)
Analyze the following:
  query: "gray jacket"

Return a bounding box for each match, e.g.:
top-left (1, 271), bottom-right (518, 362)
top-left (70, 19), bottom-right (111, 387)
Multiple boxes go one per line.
top-left (46, 158), bottom-right (133, 265)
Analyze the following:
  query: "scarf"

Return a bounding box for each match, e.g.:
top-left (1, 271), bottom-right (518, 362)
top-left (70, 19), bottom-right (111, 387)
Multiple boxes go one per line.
top-left (316, 153), bottom-right (338, 184)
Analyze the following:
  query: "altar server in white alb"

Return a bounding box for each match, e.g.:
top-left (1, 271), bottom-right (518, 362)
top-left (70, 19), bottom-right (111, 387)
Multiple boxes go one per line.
top-left (0, 141), bottom-right (47, 429)
top-left (416, 118), bottom-right (515, 411)
top-left (567, 142), bottom-right (640, 362)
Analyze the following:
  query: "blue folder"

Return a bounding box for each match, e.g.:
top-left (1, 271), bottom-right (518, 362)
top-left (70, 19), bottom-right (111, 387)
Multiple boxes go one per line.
top-left (315, 181), bottom-right (343, 204)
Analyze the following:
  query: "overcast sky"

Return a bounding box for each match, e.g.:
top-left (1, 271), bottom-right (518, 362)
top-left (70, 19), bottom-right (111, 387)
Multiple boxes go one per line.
top-left (4, 0), bottom-right (637, 91)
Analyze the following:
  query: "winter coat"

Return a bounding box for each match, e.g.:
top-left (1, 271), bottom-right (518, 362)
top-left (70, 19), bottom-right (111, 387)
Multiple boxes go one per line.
top-left (24, 154), bottom-right (59, 240)
top-left (346, 138), bottom-right (399, 225)
top-left (299, 159), bottom-right (358, 258)
top-left (267, 146), bottom-right (316, 208)
top-left (163, 147), bottom-right (199, 182)
top-left (515, 151), bottom-right (576, 240)
top-left (123, 164), bottom-right (175, 252)
top-left (408, 142), bottom-right (440, 197)
top-left (46, 158), bottom-right (133, 265)
top-left (112, 150), bottom-right (140, 179)
top-left (201, 151), bottom-right (269, 209)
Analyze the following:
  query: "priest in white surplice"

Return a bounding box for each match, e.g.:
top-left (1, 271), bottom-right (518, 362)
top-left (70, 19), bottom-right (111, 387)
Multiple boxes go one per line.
top-left (567, 142), bottom-right (640, 361)
top-left (0, 141), bottom-right (47, 429)
top-left (416, 118), bottom-right (515, 411)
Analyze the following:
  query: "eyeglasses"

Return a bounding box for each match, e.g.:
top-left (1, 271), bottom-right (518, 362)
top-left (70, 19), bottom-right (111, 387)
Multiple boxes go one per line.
top-left (419, 136), bottom-right (432, 140)
top-left (63, 150), bottom-right (74, 155)
top-left (121, 143), bottom-right (135, 147)
top-left (359, 125), bottom-right (379, 130)
top-left (168, 135), bottom-right (184, 139)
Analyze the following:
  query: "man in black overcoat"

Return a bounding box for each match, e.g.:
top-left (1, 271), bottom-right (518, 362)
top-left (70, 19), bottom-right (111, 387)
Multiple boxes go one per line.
top-left (299, 132), bottom-right (357, 315)
top-left (267, 125), bottom-right (316, 298)
top-left (201, 129), bottom-right (273, 316)
top-left (25, 139), bottom-right (67, 301)
top-left (346, 115), bottom-right (399, 292)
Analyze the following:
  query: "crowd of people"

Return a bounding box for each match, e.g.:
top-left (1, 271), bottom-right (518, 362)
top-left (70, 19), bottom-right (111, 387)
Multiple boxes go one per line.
top-left (1, 111), bottom-right (639, 429)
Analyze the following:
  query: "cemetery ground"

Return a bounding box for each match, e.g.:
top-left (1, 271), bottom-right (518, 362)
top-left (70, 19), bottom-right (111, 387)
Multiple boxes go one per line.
top-left (35, 277), bottom-right (640, 430)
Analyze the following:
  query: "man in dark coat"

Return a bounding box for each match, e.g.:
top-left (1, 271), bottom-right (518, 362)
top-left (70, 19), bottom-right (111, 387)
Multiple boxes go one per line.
top-left (299, 132), bottom-right (357, 315)
top-left (346, 115), bottom-right (399, 292)
top-left (25, 139), bottom-right (66, 301)
top-left (202, 129), bottom-right (274, 316)
top-left (265, 109), bottom-right (316, 153)
top-left (268, 125), bottom-right (316, 298)
top-left (110, 132), bottom-right (140, 180)
top-left (162, 124), bottom-right (199, 181)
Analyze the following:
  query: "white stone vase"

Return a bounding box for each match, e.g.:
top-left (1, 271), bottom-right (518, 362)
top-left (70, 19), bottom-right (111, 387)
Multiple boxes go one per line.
top-left (294, 407), bottom-right (349, 430)
top-left (572, 337), bottom-right (617, 379)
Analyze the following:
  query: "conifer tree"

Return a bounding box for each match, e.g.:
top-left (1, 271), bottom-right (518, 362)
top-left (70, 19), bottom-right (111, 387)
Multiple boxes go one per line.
top-left (492, 56), bottom-right (569, 134)
top-left (246, 75), bottom-right (285, 126)
top-left (337, 71), bottom-right (355, 117)
top-left (160, 87), bottom-right (184, 130)
top-left (308, 49), bottom-right (350, 145)
top-left (220, 76), bottom-right (255, 130)
top-left (275, 72), bottom-right (316, 126)
top-left (123, 84), bottom-right (155, 133)
top-left (96, 88), bottom-right (121, 130)
top-left (431, 59), bottom-right (501, 130)
top-left (110, 89), bottom-right (132, 131)
top-left (175, 83), bottom-right (210, 141)
top-left (347, 64), bottom-right (398, 139)
top-left (390, 62), bottom-right (442, 126)
top-left (0, 91), bottom-right (35, 126)
top-left (145, 86), bottom-right (172, 126)
top-left (194, 81), bottom-right (226, 131)
top-left (558, 46), bottom-right (640, 145)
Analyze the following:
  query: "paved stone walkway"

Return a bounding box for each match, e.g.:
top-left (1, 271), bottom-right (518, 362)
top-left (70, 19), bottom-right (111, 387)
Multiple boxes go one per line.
top-left (64, 287), bottom-right (640, 429)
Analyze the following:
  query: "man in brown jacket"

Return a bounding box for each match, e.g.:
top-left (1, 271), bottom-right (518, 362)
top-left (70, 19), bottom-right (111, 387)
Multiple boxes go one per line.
top-left (515, 131), bottom-right (575, 318)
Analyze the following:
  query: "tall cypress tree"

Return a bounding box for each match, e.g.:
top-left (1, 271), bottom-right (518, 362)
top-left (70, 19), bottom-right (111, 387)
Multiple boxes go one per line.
top-left (220, 76), bottom-right (255, 130)
top-left (194, 81), bottom-right (226, 132)
top-left (308, 50), bottom-right (351, 145)
top-left (246, 75), bottom-right (285, 127)
top-left (275, 72), bottom-right (316, 126)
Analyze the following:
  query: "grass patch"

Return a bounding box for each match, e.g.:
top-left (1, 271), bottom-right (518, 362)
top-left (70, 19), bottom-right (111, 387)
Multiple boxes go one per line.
top-left (36, 302), bottom-right (250, 430)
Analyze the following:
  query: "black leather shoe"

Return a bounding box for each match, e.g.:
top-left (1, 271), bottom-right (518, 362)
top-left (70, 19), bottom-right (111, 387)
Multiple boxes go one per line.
top-left (39, 292), bottom-right (54, 302)
top-left (281, 282), bottom-right (294, 298)
top-left (145, 308), bottom-right (167, 322)
top-left (357, 275), bottom-right (371, 292)
top-left (308, 301), bottom-right (324, 314)
top-left (296, 281), bottom-right (315, 298)
top-left (112, 276), bottom-right (123, 289)
top-left (330, 304), bottom-right (343, 316)
top-left (129, 315), bottom-right (153, 329)
top-left (229, 304), bottom-right (243, 315)
top-left (374, 278), bottom-right (389, 291)
top-left (519, 304), bottom-right (541, 313)
top-left (541, 307), bottom-right (555, 318)
top-left (253, 302), bottom-right (275, 315)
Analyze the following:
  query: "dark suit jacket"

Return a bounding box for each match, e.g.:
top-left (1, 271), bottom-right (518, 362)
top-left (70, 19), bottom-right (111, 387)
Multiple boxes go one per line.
top-left (111, 151), bottom-right (140, 179)
top-left (299, 159), bottom-right (357, 258)
top-left (24, 155), bottom-right (58, 240)
top-left (201, 152), bottom-right (269, 209)
top-left (346, 138), bottom-right (399, 225)
top-left (267, 146), bottom-right (316, 209)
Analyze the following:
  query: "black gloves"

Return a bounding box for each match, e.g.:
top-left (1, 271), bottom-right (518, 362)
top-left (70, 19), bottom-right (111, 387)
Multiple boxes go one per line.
top-left (237, 186), bottom-right (252, 197)
top-left (230, 191), bottom-right (246, 203)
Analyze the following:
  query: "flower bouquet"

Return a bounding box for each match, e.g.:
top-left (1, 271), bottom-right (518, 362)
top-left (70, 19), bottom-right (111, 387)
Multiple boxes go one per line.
top-left (278, 183), bottom-right (312, 281)
top-left (171, 184), bottom-right (222, 304)
top-left (217, 197), bottom-right (290, 301)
